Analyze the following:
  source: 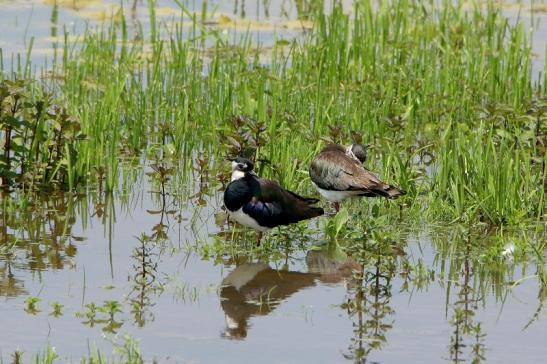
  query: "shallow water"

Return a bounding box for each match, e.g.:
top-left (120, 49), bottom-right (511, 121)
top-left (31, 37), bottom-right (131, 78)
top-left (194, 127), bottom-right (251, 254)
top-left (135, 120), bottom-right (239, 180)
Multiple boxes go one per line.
top-left (1, 0), bottom-right (546, 75)
top-left (1, 0), bottom-right (546, 363)
top-left (0, 0), bottom-right (318, 72)
top-left (0, 171), bottom-right (545, 363)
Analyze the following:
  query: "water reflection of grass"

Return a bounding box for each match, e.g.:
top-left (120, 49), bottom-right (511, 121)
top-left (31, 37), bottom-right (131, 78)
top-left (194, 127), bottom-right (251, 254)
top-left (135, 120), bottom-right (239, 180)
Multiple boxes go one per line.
top-left (0, 192), bottom-right (84, 271)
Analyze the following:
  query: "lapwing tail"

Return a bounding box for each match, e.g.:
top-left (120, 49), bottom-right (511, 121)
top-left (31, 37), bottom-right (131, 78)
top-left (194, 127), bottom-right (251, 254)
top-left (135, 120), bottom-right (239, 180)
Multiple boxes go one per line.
top-left (359, 184), bottom-right (405, 199)
top-left (383, 184), bottom-right (405, 199)
top-left (301, 206), bottom-right (325, 219)
top-left (286, 190), bottom-right (320, 205)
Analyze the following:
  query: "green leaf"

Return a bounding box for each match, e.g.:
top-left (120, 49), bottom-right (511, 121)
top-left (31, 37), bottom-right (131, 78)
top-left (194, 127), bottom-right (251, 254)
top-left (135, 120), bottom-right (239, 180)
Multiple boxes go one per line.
top-left (163, 143), bottom-right (176, 156)
top-left (333, 207), bottom-right (349, 238)
top-left (3, 116), bottom-right (22, 128)
top-left (276, 39), bottom-right (291, 46)
top-left (11, 144), bottom-right (27, 155)
top-left (372, 204), bottom-right (380, 217)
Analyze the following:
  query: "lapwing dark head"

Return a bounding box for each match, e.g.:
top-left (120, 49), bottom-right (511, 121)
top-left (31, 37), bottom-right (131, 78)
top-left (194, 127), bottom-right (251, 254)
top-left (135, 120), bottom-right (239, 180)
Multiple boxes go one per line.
top-left (350, 143), bottom-right (368, 164)
top-left (228, 157), bottom-right (254, 180)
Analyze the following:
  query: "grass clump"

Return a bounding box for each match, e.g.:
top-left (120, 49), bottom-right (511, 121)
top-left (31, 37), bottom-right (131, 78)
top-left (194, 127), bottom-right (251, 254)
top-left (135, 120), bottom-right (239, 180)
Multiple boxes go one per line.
top-left (17, 335), bottom-right (145, 363)
top-left (434, 117), bottom-right (544, 225)
top-left (0, 79), bottom-right (86, 191)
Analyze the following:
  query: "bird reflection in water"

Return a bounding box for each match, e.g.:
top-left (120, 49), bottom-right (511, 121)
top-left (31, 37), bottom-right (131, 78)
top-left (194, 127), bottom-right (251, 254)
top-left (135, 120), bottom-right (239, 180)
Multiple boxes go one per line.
top-left (220, 248), bottom-right (360, 339)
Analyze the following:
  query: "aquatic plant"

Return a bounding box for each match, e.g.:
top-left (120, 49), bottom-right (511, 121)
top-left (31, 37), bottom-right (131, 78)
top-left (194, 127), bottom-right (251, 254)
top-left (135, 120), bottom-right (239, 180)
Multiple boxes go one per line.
top-left (76, 302), bottom-right (99, 327)
top-left (98, 300), bottom-right (124, 333)
top-left (31, 346), bottom-right (58, 364)
top-left (49, 301), bottom-right (64, 318)
top-left (24, 335), bottom-right (143, 363)
top-left (0, 79), bottom-right (85, 191)
top-left (24, 296), bottom-right (41, 315)
top-left (129, 234), bottom-right (161, 327)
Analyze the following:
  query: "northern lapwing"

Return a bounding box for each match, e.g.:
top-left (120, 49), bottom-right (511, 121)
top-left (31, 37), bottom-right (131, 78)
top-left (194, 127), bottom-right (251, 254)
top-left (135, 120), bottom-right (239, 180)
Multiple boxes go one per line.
top-left (309, 143), bottom-right (404, 212)
top-left (223, 157), bottom-right (324, 243)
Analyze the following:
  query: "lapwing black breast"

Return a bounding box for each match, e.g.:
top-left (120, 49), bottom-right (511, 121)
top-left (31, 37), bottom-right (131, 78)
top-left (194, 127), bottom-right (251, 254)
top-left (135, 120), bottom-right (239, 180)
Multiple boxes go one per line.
top-left (224, 157), bottom-right (324, 238)
top-left (309, 143), bottom-right (404, 209)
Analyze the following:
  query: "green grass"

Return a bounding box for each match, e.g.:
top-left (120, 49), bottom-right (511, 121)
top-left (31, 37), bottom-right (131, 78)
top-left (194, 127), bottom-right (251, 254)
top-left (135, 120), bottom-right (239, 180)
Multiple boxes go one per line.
top-left (4, 334), bottom-right (145, 364)
top-left (3, 0), bottom-right (539, 226)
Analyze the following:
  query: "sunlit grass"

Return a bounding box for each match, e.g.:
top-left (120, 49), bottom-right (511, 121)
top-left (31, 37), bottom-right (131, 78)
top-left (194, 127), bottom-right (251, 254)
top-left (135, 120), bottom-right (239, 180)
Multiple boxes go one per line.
top-left (3, 0), bottom-right (535, 226)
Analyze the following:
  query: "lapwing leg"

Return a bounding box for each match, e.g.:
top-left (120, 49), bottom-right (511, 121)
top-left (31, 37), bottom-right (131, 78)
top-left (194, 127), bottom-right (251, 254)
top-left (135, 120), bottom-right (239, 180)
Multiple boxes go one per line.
top-left (334, 202), bottom-right (340, 213)
top-left (256, 231), bottom-right (263, 246)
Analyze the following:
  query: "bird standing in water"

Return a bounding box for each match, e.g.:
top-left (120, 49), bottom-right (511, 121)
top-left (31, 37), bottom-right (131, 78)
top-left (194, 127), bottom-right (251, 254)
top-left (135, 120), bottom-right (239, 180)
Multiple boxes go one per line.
top-left (309, 143), bottom-right (404, 213)
top-left (224, 157), bottom-right (324, 244)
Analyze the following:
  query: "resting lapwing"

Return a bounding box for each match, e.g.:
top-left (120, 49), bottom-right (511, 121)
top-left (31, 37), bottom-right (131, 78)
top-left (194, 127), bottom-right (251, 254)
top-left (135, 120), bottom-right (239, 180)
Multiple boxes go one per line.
top-left (224, 157), bottom-right (324, 244)
top-left (309, 143), bottom-right (404, 212)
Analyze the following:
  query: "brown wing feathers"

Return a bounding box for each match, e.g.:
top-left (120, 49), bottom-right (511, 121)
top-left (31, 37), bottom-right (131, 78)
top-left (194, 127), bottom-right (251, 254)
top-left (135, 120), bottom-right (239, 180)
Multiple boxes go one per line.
top-left (258, 178), bottom-right (324, 223)
top-left (310, 144), bottom-right (404, 199)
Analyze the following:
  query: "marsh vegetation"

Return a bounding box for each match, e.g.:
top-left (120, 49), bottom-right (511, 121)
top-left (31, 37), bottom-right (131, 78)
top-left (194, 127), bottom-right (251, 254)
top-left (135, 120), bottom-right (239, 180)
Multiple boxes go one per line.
top-left (0, 0), bottom-right (545, 362)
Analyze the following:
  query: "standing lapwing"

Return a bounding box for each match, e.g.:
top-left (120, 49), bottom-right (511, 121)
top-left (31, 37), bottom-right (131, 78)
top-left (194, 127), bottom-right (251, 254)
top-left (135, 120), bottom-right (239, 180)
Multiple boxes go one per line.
top-left (224, 157), bottom-right (324, 244)
top-left (309, 143), bottom-right (404, 212)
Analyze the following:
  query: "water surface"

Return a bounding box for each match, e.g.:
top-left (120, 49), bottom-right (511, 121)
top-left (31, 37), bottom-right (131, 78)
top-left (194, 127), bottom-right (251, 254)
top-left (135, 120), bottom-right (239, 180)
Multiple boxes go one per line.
top-left (0, 170), bottom-right (545, 362)
top-left (0, 1), bottom-right (546, 363)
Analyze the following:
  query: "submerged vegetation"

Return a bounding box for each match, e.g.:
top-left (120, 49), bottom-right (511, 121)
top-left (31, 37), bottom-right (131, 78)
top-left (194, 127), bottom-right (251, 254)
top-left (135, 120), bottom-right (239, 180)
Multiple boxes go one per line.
top-left (0, 0), bottom-right (546, 362)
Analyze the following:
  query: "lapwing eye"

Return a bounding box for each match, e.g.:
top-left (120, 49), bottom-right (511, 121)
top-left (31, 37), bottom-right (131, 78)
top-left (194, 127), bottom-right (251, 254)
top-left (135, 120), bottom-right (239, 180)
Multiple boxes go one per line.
top-left (238, 163), bottom-right (246, 169)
